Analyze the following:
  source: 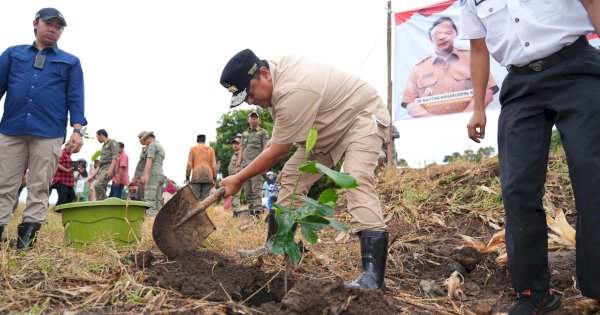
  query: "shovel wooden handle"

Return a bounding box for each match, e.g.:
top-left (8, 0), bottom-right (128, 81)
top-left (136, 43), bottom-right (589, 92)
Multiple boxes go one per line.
top-left (174, 187), bottom-right (225, 228)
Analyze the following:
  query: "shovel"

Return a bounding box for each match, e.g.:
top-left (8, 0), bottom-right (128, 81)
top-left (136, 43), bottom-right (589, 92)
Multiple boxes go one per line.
top-left (153, 185), bottom-right (225, 258)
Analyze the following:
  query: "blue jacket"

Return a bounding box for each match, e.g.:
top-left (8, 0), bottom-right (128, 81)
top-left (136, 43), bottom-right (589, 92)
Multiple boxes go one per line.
top-left (0, 43), bottom-right (86, 139)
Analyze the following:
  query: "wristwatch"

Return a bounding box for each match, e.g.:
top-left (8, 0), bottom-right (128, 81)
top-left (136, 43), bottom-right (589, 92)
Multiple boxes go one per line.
top-left (73, 128), bottom-right (84, 136)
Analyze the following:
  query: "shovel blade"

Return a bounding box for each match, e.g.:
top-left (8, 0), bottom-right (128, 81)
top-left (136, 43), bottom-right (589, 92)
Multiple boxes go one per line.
top-left (153, 185), bottom-right (216, 258)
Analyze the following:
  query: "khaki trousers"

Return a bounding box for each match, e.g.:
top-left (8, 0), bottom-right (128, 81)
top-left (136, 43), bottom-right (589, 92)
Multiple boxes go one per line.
top-left (277, 133), bottom-right (386, 233)
top-left (0, 134), bottom-right (62, 225)
top-left (144, 173), bottom-right (165, 215)
top-left (93, 164), bottom-right (111, 201)
top-left (230, 189), bottom-right (241, 213)
top-left (242, 174), bottom-right (263, 215)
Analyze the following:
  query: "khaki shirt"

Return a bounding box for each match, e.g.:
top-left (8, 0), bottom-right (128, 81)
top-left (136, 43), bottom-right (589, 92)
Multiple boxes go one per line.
top-left (268, 55), bottom-right (390, 163)
top-left (98, 138), bottom-right (119, 167)
top-left (228, 151), bottom-right (239, 175)
top-left (241, 127), bottom-right (268, 165)
top-left (146, 141), bottom-right (165, 176)
top-left (402, 48), bottom-right (497, 114)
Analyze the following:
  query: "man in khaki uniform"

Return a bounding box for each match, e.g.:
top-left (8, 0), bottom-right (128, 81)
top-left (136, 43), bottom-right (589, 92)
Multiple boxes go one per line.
top-left (220, 49), bottom-right (390, 291)
top-left (93, 129), bottom-right (119, 201)
top-left (402, 16), bottom-right (498, 118)
top-left (227, 136), bottom-right (242, 214)
top-left (140, 132), bottom-right (165, 215)
top-left (239, 110), bottom-right (269, 217)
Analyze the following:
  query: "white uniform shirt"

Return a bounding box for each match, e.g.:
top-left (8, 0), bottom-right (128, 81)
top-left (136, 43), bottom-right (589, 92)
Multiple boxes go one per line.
top-left (460, 0), bottom-right (594, 67)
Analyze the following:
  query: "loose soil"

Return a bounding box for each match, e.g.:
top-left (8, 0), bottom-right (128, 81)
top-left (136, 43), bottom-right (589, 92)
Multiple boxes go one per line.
top-left (143, 156), bottom-right (598, 314)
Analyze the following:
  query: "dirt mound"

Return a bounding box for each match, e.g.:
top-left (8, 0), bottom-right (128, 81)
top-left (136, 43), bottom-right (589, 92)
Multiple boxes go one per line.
top-left (147, 250), bottom-right (398, 314)
top-left (258, 278), bottom-right (399, 314)
top-left (148, 250), bottom-right (288, 306)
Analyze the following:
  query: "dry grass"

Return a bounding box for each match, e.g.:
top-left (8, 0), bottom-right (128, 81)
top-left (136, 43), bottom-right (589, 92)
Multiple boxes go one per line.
top-left (0, 205), bottom-right (272, 313)
top-left (0, 152), bottom-right (584, 314)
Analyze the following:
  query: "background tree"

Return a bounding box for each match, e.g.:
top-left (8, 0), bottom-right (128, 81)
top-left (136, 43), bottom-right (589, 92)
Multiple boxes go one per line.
top-left (211, 107), bottom-right (288, 177)
top-left (550, 129), bottom-right (563, 153)
top-left (397, 158), bottom-right (408, 167)
top-left (443, 146), bottom-right (496, 164)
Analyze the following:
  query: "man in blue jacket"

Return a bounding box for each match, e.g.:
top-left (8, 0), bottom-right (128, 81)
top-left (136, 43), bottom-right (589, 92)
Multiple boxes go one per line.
top-left (0, 8), bottom-right (87, 249)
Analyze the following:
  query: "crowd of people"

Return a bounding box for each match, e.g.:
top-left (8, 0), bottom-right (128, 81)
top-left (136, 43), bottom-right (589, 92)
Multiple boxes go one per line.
top-left (1, 5), bottom-right (599, 314)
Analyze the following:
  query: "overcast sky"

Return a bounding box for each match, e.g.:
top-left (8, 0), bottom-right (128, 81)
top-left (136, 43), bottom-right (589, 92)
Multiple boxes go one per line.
top-left (0, 0), bottom-right (500, 187)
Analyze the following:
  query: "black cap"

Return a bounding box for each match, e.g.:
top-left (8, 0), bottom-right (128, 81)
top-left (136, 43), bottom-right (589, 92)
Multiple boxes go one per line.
top-left (35, 8), bottom-right (67, 27)
top-left (220, 49), bottom-right (261, 108)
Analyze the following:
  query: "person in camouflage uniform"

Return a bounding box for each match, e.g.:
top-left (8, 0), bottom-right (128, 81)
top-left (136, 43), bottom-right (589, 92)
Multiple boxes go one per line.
top-left (131, 131), bottom-right (149, 201)
top-left (93, 129), bottom-right (119, 201)
top-left (140, 132), bottom-right (165, 215)
top-left (239, 110), bottom-right (269, 217)
top-left (227, 136), bottom-right (242, 214)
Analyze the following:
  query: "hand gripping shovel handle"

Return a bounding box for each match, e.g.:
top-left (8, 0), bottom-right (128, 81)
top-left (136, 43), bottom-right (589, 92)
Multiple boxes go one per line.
top-left (174, 187), bottom-right (225, 228)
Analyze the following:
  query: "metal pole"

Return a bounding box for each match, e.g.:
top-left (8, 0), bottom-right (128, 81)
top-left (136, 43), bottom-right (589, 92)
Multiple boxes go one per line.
top-left (386, 0), bottom-right (394, 166)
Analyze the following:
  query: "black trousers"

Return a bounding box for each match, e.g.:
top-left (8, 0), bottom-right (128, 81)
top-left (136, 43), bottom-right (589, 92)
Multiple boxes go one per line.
top-left (499, 42), bottom-right (600, 299)
top-left (190, 183), bottom-right (213, 201)
top-left (50, 182), bottom-right (75, 206)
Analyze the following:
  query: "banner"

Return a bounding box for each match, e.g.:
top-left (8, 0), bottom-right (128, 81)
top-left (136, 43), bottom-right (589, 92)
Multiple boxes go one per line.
top-left (393, 0), bottom-right (506, 121)
top-left (393, 1), bottom-right (600, 122)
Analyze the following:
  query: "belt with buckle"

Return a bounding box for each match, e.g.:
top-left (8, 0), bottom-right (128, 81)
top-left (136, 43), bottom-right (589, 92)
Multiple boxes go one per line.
top-left (507, 36), bottom-right (588, 74)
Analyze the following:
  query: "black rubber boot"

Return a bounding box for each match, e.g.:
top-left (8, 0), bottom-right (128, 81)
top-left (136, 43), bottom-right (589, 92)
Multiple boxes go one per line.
top-left (17, 222), bottom-right (41, 250)
top-left (238, 211), bottom-right (278, 256)
top-left (346, 230), bottom-right (389, 290)
top-left (266, 210), bottom-right (278, 242)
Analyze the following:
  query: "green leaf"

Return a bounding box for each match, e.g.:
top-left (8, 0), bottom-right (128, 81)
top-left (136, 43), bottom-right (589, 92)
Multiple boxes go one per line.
top-left (286, 241), bottom-right (302, 265)
top-left (298, 196), bottom-right (334, 217)
top-left (327, 219), bottom-right (348, 232)
top-left (315, 163), bottom-right (358, 189)
top-left (301, 221), bottom-right (328, 235)
top-left (305, 125), bottom-right (318, 159)
top-left (271, 234), bottom-right (287, 255)
top-left (91, 150), bottom-right (101, 162)
top-left (301, 225), bottom-right (319, 244)
top-left (295, 203), bottom-right (314, 217)
top-left (318, 189), bottom-right (338, 207)
top-left (299, 215), bottom-right (331, 225)
top-left (274, 211), bottom-right (295, 236)
top-left (298, 161), bottom-right (319, 174)
top-left (273, 203), bottom-right (291, 214)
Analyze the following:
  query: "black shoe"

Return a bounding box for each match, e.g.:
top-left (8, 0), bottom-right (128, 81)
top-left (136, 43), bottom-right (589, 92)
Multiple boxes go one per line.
top-left (346, 230), bottom-right (389, 290)
top-left (509, 291), bottom-right (561, 315)
top-left (16, 222), bottom-right (41, 250)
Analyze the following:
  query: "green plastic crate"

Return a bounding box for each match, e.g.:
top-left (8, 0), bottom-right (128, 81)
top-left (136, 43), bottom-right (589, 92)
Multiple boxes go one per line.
top-left (55, 198), bottom-right (149, 248)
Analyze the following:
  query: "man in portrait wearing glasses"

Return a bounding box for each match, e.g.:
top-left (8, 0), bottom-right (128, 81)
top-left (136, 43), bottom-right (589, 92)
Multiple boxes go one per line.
top-left (0, 8), bottom-right (86, 249)
top-left (402, 16), bottom-right (498, 118)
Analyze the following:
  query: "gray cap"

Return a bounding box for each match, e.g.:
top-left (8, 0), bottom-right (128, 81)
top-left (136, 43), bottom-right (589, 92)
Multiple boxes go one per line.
top-left (35, 8), bottom-right (67, 26)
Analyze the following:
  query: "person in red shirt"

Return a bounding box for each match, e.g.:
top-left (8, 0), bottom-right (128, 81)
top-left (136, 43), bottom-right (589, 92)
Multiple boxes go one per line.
top-left (109, 142), bottom-right (129, 199)
top-left (50, 144), bottom-right (75, 206)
